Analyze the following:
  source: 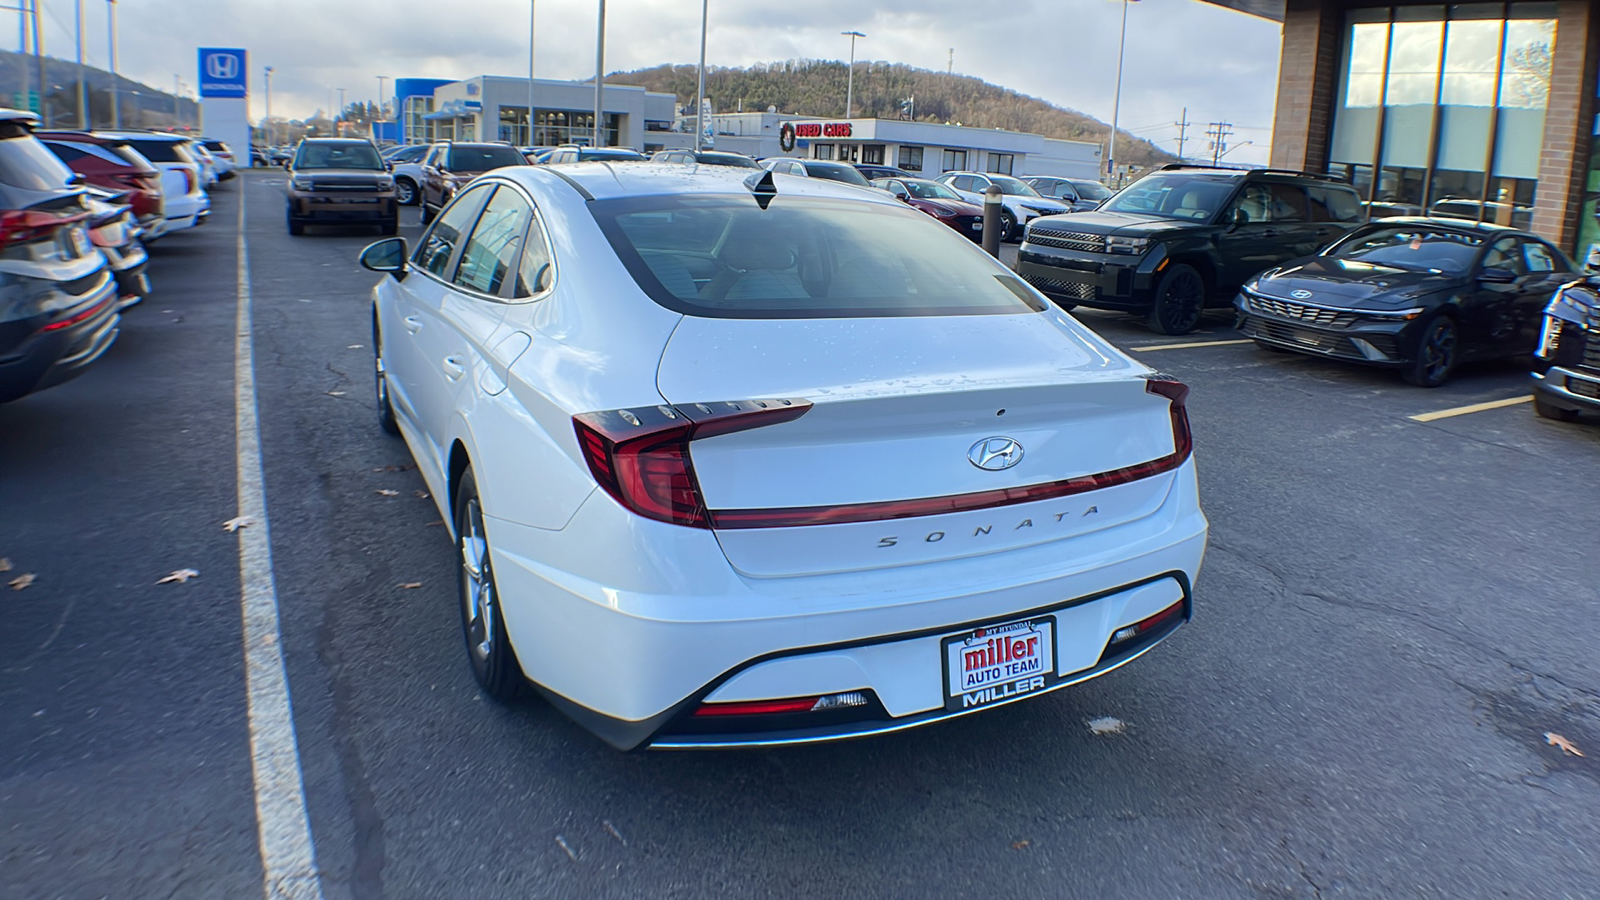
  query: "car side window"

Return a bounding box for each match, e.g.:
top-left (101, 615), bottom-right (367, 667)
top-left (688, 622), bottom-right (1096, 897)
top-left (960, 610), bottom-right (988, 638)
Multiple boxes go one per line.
top-left (45, 141), bottom-right (87, 162)
top-left (413, 183), bottom-right (493, 278)
top-left (1308, 185), bottom-right (1363, 223)
top-left (884, 179), bottom-right (905, 195)
top-left (950, 175), bottom-right (974, 191)
top-left (1522, 241), bottom-right (1556, 273)
top-left (1056, 181), bottom-right (1079, 202)
top-left (514, 212), bottom-right (554, 299)
top-left (1266, 184), bottom-right (1309, 223)
top-left (452, 186), bottom-right (531, 297)
top-left (1483, 237), bottom-right (1527, 275)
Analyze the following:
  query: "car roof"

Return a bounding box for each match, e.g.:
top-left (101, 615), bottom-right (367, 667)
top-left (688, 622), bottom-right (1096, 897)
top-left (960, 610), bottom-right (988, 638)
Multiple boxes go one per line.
top-left (514, 161), bottom-right (904, 205)
top-left (299, 138), bottom-right (372, 145)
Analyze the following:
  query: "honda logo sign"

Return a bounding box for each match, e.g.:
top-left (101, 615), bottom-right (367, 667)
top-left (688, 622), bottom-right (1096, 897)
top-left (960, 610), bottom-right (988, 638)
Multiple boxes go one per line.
top-left (197, 48), bottom-right (247, 99)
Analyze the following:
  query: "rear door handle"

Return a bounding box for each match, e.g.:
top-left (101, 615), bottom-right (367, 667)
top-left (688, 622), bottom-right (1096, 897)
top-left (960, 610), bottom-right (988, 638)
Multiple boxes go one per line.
top-left (442, 357), bottom-right (466, 381)
top-left (403, 316), bottom-right (423, 333)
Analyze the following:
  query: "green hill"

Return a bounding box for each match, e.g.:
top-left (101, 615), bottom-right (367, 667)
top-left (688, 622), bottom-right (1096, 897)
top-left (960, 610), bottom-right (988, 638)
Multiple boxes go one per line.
top-left (610, 60), bottom-right (1174, 168)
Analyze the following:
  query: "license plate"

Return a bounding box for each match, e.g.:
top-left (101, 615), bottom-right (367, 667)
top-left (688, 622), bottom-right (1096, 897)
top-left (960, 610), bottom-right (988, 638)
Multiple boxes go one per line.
top-left (942, 616), bottom-right (1056, 712)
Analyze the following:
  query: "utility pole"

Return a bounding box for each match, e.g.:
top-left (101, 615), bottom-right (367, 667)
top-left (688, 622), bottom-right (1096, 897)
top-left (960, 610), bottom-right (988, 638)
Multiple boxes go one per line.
top-left (1174, 107), bottom-right (1190, 163)
top-left (30, 0), bottom-right (44, 125)
top-left (337, 87), bottom-right (346, 132)
top-left (947, 48), bottom-right (953, 76)
top-left (107, 0), bottom-right (119, 128)
top-left (841, 30), bottom-right (864, 118)
top-left (1206, 121), bottom-right (1234, 166)
top-left (593, 0), bottom-right (606, 146)
top-left (1108, 0), bottom-right (1138, 187)
top-left (264, 66), bottom-right (274, 151)
top-left (694, 0), bottom-right (707, 151)
top-left (527, 0), bottom-right (535, 146)
top-left (74, 0), bottom-right (87, 128)
top-left (174, 75), bottom-right (182, 128)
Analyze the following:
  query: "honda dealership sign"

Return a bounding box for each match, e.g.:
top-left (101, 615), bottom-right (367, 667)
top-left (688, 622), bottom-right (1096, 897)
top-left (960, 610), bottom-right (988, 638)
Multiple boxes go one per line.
top-left (198, 48), bottom-right (247, 98)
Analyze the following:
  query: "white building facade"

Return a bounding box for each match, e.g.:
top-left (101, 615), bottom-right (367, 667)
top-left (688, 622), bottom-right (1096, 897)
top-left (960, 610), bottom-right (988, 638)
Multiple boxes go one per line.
top-left (411, 76), bottom-right (680, 149)
top-left (695, 113), bottom-right (1102, 180)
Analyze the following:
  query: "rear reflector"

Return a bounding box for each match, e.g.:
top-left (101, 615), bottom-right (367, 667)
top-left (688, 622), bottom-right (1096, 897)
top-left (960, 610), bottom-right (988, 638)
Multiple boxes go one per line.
top-left (1109, 598), bottom-right (1186, 645)
top-left (692, 691), bottom-right (870, 717)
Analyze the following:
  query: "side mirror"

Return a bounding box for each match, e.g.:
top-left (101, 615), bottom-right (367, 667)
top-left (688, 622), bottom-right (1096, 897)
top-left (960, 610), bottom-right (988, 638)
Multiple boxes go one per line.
top-left (1479, 266), bottom-right (1518, 284)
top-left (1231, 207), bottom-right (1249, 227)
top-left (359, 237), bottom-right (408, 279)
top-left (384, 160), bottom-right (394, 171)
top-left (895, 192), bottom-right (910, 202)
top-left (283, 160), bottom-right (292, 170)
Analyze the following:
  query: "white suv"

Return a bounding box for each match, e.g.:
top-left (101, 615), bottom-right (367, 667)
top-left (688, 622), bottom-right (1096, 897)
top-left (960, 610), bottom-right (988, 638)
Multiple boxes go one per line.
top-left (936, 172), bottom-right (1071, 242)
top-left (101, 133), bottom-right (210, 235)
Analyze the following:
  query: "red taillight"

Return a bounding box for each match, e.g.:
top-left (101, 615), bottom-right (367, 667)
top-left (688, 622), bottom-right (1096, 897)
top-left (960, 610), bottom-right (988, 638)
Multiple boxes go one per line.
top-left (1109, 598), bottom-right (1187, 646)
top-left (573, 399), bottom-right (812, 528)
top-left (39, 297), bottom-right (108, 332)
top-left (0, 209), bottom-right (70, 246)
top-left (1144, 378), bottom-right (1192, 462)
top-left (182, 168), bottom-right (195, 193)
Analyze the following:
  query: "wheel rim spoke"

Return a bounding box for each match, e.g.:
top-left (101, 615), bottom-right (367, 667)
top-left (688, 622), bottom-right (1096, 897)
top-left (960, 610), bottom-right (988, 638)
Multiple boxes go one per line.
top-left (461, 500), bottom-right (493, 661)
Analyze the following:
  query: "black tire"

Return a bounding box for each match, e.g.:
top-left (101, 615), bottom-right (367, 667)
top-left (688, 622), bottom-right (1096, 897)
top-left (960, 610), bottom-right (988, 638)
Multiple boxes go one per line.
top-left (394, 177), bottom-right (417, 206)
top-left (999, 208), bottom-right (1017, 243)
top-left (373, 321), bottom-right (399, 436)
top-left (1146, 263), bottom-right (1207, 335)
top-left (1402, 314), bottom-right (1459, 387)
top-left (454, 466), bottom-right (524, 702)
top-left (1533, 394), bottom-right (1579, 422)
top-left (420, 201), bottom-right (436, 225)
top-left (286, 210), bottom-right (304, 236)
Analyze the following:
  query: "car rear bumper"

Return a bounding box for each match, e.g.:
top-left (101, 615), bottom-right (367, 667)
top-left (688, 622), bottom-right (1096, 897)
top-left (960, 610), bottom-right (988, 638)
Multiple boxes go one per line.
top-left (484, 459), bottom-right (1208, 750)
top-left (102, 241), bottom-right (150, 307)
top-left (1532, 365), bottom-right (1600, 413)
top-left (0, 271), bottom-right (120, 403)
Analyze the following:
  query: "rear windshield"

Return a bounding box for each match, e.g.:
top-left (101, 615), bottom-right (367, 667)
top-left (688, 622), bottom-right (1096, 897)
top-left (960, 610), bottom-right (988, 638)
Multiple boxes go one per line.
top-left (580, 148), bottom-right (646, 161)
top-left (108, 143), bottom-right (158, 172)
top-left (448, 145), bottom-right (527, 171)
top-left (1325, 225), bottom-right (1484, 274)
top-left (0, 124), bottom-right (76, 190)
top-left (123, 139), bottom-right (189, 163)
top-left (801, 163), bottom-right (870, 187)
top-left (591, 194), bottom-right (1047, 319)
top-left (295, 142), bottom-right (382, 169)
top-left (697, 152), bottom-right (759, 168)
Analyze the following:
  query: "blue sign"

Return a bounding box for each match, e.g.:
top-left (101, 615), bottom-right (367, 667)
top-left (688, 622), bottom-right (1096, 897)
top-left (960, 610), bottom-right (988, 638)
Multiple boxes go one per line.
top-left (198, 48), bottom-right (247, 98)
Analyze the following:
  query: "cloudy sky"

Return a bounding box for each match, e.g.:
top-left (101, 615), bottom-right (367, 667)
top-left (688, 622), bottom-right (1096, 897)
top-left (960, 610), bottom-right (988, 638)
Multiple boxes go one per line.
top-left (35, 0), bottom-right (1282, 163)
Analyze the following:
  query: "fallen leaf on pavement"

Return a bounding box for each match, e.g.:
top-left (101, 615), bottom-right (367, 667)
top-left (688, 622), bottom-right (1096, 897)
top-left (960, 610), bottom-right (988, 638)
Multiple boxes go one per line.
top-left (372, 464), bottom-right (415, 472)
top-left (1087, 716), bottom-right (1126, 735)
top-left (1011, 840), bottom-right (1031, 850)
top-left (156, 568), bottom-right (200, 585)
top-left (222, 516), bottom-right (253, 533)
top-left (9, 573), bottom-right (36, 590)
top-left (426, 520), bottom-right (445, 527)
top-left (414, 490), bottom-right (430, 499)
top-left (397, 582), bottom-right (423, 589)
top-left (375, 489), bottom-right (400, 497)
top-left (0, 557), bottom-right (11, 572)
top-left (1546, 732), bottom-right (1584, 757)
top-left (326, 391), bottom-right (347, 397)
top-left (347, 344), bottom-right (364, 349)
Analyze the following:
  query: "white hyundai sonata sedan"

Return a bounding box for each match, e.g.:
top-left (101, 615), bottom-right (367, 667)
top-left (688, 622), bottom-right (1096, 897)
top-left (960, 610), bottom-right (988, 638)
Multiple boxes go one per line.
top-left (358, 162), bottom-right (1207, 750)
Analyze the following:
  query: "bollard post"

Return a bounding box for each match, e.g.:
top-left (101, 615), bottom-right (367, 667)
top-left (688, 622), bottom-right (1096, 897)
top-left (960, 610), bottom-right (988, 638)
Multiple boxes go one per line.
top-left (981, 185), bottom-right (1004, 258)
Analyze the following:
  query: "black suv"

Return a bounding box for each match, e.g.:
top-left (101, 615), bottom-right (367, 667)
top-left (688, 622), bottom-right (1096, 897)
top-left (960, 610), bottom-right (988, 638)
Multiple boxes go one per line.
top-left (1016, 165), bottom-right (1365, 334)
top-left (1531, 272), bottom-right (1600, 423)
top-left (285, 138), bottom-right (397, 235)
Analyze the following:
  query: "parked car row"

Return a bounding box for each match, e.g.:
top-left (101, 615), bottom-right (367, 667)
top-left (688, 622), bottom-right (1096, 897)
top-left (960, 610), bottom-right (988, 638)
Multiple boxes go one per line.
top-left (0, 111), bottom-right (215, 404)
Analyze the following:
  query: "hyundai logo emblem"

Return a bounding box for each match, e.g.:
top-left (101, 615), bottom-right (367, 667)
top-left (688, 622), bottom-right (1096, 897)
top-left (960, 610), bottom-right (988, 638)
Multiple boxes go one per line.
top-left (1289, 289), bottom-right (1313, 300)
top-left (205, 53), bottom-right (240, 80)
top-left (968, 437), bottom-right (1024, 471)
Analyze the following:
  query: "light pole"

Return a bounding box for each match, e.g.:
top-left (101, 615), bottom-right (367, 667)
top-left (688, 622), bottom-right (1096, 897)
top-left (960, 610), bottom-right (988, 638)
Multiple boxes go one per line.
top-left (337, 87), bottom-right (346, 133)
top-left (74, 0), bottom-right (86, 128)
top-left (593, 0), bottom-right (606, 147)
top-left (1106, 0), bottom-right (1138, 187)
top-left (537, 1), bottom-right (544, 145)
top-left (107, 0), bottom-right (118, 128)
top-left (694, 0), bottom-right (708, 151)
top-left (841, 30), bottom-right (864, 118)
top-left (264, 66), bottom-right (273, 150)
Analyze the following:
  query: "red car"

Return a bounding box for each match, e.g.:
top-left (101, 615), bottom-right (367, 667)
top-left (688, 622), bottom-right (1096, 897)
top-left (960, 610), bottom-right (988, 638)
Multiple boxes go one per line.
top-left (871, 176), bottom-right (987, 242)
top-left (35, 131), bottom-right (164, 232)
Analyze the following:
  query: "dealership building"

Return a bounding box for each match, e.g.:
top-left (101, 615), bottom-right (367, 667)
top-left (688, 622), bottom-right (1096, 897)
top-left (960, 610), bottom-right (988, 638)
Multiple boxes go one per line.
top-left (378, 76), bottom-right (1103, 181)
top-left (1206, 0), bottom-right (1600, 259)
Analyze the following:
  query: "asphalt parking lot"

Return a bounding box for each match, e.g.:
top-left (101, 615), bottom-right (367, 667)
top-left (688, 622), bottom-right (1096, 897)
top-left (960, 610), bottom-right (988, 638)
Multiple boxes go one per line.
top-left (3, 170), bottom-right (1598, 899)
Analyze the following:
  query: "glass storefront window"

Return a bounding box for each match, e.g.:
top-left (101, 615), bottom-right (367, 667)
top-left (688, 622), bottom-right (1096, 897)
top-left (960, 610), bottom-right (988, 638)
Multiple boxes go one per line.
top-left (1328, 4), bottom-right (1556, 227)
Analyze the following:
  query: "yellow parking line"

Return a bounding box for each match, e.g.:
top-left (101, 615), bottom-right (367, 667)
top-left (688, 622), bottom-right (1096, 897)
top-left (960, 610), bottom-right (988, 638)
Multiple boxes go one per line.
top-left (1409, 395), bottom-right (1531, 422)
top-left (1130, 339), bottom-right (1254, 352)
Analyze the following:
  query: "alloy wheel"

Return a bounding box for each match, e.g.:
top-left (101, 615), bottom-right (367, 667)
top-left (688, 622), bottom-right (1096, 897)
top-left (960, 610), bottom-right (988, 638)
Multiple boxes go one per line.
top-left (460, 497), bottom-right (496, 664)
top-left (1150, 265), bottom-right (1205, 334)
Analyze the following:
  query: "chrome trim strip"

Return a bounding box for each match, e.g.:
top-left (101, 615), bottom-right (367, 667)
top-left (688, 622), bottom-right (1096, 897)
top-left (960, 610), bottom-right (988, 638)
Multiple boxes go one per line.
top-left (647, 633), bottom-right (1175, 750)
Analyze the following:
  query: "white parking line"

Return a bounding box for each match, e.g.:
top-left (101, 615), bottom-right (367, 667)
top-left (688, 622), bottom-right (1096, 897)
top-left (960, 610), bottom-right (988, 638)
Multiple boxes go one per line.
top-left (233, 190), bottom-right (326, 900)
top-left (1409, 395), bottom-right (1531, 422)
top-left (1130, 339), bottom-right (1254, 352)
